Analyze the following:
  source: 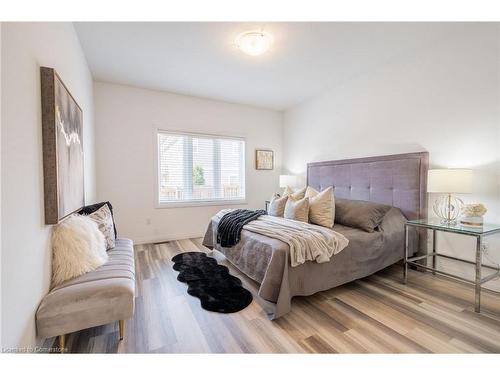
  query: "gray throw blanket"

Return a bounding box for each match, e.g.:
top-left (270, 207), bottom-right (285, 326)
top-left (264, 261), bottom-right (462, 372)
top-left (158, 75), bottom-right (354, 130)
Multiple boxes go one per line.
top-left (217, 209), bottom-right (267, 247)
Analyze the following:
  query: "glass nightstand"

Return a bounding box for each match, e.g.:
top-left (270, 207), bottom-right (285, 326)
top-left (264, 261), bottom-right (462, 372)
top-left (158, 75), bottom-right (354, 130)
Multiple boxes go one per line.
top-left (404, 219), bottom-right (500, 313)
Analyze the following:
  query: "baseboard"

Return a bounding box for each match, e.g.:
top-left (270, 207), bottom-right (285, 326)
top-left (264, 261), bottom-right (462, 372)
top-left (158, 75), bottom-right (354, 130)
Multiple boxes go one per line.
top-left (132, 232), bottom-right (205, 245)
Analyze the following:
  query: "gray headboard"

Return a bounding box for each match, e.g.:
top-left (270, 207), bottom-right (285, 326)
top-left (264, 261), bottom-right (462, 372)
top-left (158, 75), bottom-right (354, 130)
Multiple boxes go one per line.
top-left (307, 152), bottom-right (429, 220)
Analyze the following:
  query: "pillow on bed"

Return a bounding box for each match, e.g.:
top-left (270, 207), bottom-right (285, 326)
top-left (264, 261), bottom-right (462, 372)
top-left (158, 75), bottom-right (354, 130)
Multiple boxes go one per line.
top-left (335, 198), bottom-right (391, 232)
top-left (283, 186), bottom-right (306, 200)
top-left (268, 195), bottom-right (288, 217)
top-left (284, 196), bottom-right (310, 222)
top-left (282, 186), bottom-right (294, 197)
top-left (305, 186), bottom-right (334, 228)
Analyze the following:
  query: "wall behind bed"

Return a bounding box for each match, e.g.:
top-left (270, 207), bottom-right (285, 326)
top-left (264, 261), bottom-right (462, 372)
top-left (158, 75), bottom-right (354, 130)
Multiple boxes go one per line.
top-left (94, 82), bottom-right (282, 244)
top-left (282, 24), bottom-right (500, 291)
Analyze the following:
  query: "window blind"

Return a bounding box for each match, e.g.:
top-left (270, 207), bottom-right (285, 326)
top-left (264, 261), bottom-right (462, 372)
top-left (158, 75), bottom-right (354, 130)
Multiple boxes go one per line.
top-left (157, 131), bottom-right (246, 204)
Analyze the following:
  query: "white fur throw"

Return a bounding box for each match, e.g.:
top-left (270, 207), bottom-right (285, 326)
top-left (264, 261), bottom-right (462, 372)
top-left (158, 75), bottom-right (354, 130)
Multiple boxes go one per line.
top-left (51, 214), bottom-right (108, 287)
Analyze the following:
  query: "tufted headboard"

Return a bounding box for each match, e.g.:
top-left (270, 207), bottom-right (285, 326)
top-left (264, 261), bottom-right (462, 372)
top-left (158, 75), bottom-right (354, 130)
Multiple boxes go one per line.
top-left (307, 152), bottom-right (429, 220)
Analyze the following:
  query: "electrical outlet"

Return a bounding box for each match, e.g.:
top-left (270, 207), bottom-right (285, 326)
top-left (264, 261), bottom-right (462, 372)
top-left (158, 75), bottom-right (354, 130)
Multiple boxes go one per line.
top-left (146, 218), bottom-right (151, 225)
top-left (481, 243), bottom-right (488, 254)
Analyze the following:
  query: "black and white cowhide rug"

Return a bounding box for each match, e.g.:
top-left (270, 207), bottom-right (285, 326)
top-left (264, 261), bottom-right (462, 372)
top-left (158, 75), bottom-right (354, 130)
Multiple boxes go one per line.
top-left (171, 252), bottom-right (253, 313)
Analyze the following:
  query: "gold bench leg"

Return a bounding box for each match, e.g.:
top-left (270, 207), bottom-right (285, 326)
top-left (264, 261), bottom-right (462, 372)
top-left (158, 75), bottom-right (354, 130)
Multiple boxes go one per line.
top-left (59, 334), bottom-right (66, 353)
top-left (119, 320), bottom-right (125, 340)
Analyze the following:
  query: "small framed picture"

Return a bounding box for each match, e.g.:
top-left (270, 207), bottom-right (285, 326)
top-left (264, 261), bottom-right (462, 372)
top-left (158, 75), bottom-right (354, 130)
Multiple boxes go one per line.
top-left (255, 149), bottom-right (274, 170)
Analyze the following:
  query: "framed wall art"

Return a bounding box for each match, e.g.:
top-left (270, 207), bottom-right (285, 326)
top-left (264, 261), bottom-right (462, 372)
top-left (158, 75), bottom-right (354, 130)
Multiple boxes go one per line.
top-left (255, 149), bottom-right (274, 170)
top-left (41, 67), bottom-right (85, 224)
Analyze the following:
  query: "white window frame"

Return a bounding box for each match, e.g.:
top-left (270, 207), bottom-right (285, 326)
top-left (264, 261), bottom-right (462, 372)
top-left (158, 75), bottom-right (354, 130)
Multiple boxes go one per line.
top-left (154, 128), bottom-right (247, 208)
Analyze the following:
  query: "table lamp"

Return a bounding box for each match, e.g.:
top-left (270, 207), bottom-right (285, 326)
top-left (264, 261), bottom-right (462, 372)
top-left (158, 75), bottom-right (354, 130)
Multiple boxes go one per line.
top-left (278, 175), bottom-right (298, 197)
top-left (428, 169), bottom-right (472, 224)
top-left (279, 175), bottom-right (298, 189)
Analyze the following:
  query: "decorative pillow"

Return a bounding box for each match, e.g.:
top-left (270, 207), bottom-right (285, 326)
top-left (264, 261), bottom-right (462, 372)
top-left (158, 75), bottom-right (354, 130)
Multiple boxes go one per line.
top-left (86, 204), bottom-right (116, 250)
top-left (282, 186), bottom-right (294, 197)
top-left (284, 197), bottom-right (310, 222)
top-left (305, 186), bottom-right (334, 228)
top-left (268, 195), bottom-right (288, 217)
top-left (270, 192), bottom-right (281, 200)
top-left (335, 198), bottom-right (392, 232)
top-left (78, 201), bottom-right (117, 238)
top-left (51, 215), bottom-right (108, 287)
top-left (283, 186), bottom-right (307, 200)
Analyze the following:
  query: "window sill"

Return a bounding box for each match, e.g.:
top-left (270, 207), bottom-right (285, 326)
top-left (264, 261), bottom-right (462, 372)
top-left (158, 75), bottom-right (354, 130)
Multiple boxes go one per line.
top-left (156, 200), bottom-right (248, 209)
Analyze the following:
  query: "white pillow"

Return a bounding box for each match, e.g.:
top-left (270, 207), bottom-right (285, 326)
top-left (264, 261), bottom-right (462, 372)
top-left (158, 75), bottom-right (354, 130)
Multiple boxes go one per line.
top-left (283, 186), bottom-right (307, 200)
top-left (51, 214), bottom-right (108, 287)
top-left (282, 186), bottom-right (294, 197)
top-left (284, 196), bottom-right (310, 222)
top-left (268, 195), bottom-right (288, 217)
top-left (270, 192), bottom-right (281, 200)
top-left (305, 186), bottom-right (335, 228)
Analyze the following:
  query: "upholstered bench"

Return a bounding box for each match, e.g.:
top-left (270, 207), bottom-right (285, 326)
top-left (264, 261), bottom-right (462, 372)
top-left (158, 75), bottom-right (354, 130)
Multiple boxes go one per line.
top-left (36, 238), bottom-right (135, 351)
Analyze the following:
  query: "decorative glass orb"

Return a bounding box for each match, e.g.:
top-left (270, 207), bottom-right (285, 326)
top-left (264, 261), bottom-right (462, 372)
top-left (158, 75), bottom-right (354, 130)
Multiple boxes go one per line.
top-left (432, 194), bottom-right (464, 224)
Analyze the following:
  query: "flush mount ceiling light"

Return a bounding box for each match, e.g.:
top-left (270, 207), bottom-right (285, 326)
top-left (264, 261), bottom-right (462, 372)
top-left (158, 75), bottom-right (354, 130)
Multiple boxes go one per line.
top-left (235, 30), bottom-right (273, 56)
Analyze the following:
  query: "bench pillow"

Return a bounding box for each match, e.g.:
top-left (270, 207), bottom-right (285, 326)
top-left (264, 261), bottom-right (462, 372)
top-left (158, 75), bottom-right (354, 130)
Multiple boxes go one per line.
top-left (78, 201), bottom-right (117, 238)
top-left (87, 204), bottom-right (116, 250)
top-left (51, 215), bottom-right (108, 287)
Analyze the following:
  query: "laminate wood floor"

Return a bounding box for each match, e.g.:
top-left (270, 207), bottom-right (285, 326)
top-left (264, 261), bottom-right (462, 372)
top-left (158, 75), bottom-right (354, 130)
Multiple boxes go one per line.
top-left (44, 238), bottom-right (500, 353)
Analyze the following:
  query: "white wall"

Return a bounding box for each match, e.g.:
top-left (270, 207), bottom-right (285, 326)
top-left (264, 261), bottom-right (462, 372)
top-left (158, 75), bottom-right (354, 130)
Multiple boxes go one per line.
top-left (94, 82), bottom-right (282, 244)
top-left (1, 23), bottom-right (96, 349)
top-left (283, 24), bottom-right (500, 290)
top-left (0, 21), bottom-right (3, 349)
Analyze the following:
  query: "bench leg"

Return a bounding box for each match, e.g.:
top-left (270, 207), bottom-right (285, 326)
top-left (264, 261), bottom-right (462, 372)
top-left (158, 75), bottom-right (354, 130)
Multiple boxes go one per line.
top-left (119, 320), bottom-right (125, 340)
top-left (59, 334), bottom-right (66, 353)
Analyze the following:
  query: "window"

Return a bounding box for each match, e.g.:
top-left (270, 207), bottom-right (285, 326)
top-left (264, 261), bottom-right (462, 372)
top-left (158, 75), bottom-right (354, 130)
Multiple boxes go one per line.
top-left (157, 130), bottom-right (246, 205)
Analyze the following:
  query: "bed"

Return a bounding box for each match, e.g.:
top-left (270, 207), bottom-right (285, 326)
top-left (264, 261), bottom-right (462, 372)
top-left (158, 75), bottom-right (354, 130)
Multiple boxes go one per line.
top-left (203, 152), bottom-right (429, 319)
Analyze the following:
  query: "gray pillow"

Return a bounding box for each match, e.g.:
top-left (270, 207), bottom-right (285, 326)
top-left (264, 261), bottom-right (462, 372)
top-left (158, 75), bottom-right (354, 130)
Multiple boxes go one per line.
top-left (335, 198), bottom-right (392, 232)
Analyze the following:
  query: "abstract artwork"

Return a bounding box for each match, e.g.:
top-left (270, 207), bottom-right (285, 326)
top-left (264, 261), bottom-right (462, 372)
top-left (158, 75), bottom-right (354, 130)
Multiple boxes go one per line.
top-left (255, 149), bottom-right (274, 170)
top-left (41, 67), bottom-right (85, 224)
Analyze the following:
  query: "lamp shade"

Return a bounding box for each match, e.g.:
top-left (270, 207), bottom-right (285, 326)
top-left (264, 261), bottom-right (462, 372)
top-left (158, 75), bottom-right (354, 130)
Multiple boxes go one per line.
top-left (279, 175), bottom-right (298, 188)
top-left (427, 169), bottom-right (473, 193)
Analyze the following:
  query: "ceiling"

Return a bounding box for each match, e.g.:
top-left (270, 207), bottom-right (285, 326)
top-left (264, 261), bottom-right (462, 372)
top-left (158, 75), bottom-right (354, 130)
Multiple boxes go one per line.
top-left (75, 22), bottom-right (472, 111)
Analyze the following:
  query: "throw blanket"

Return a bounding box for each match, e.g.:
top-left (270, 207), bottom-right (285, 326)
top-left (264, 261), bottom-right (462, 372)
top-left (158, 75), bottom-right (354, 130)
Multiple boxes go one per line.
top-left (245, 216), bottom-right (349, 267)
top-left (217, 209), bottom-right (267, 247)
top-left (214, 210), bottom-right (349, 267)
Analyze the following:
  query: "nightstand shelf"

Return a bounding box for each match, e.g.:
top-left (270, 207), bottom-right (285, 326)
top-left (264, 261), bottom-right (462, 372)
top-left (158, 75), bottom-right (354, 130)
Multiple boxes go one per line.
top-left (404, 219), bottom-right (500, 313)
